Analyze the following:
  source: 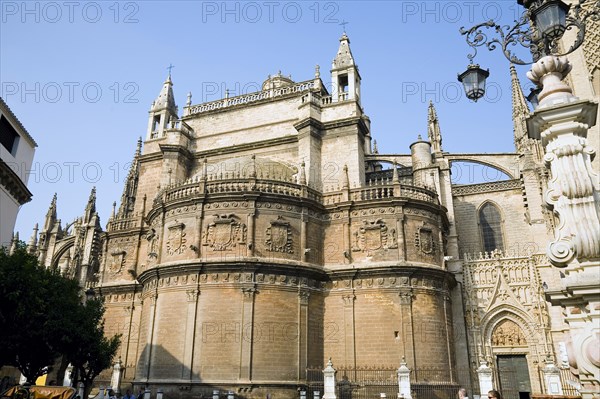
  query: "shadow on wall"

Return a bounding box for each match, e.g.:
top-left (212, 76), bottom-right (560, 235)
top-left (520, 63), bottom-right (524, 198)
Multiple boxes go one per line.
top-left (452, 198), bottom-right (480, 256)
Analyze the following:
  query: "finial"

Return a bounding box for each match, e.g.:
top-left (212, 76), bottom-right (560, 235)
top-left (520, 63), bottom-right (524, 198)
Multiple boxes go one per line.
top-left (277, 70), bottom-right (282, 76)
top-left (299, 160), bottom-right (307, 185)
top-left (250, 154), bottom-right (257, 178)
top-left (315, 64), bottom-right (320, 79)
top-left (166, 63), bottom-right (175, 78)
top-left (340, 20), bottom-right (349, 34)
top-left (225, 89), bottom-right (229, 99)
top-left (342, 164), bottom-right (349, 190)
top-left (27, 223), bottom-right (38, 253)
top-left (186, 92), bottom-right (192, 107)
top-left (392, 159), bottom-right (399, 184)
top-left (136, 137), bottom-right (142, 155)
top-left (373, 140), bottom-right (379, 154)
top-left (417, 134), bottom-right (422, 141)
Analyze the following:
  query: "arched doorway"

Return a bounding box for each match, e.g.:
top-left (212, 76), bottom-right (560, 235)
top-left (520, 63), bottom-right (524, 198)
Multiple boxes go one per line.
top-left (491, 319), bottom-right (532, 399)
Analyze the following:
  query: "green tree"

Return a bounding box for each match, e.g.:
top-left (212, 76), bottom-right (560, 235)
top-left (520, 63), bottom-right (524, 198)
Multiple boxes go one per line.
top-left (0, 243), bottom-right (120, 392)
top-left (0, 244), bottom-right (80, 382)
top-left (63, 298), bottom-right (121, 399)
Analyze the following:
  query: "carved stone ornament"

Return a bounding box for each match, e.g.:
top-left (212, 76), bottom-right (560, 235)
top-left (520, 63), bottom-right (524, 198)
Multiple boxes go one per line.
top-left (166, 221), bottom-right (187, 256)
top-left (203, 214), bottom-right (247, 251)
top-left (491, 319), bottom-right (527, 346)
top-left (146, 228), bottom-right (159, 259)
top-left (265, 216), bottom-right (293, 253)
top-left (415, 224), bottom-right (436, 254)
top-left (109, 249), bottom-right (126, 274)
top-left (351, 219), bottom-right (397, 254)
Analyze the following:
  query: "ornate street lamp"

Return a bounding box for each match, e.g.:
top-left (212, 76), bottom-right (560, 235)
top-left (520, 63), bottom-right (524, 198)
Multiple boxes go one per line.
top-left (457, 64), bottom-right (489, 102)
top-left (525, 0), bottom-right (570, 39)
top-left (457, 0), bottom-right (599, 101)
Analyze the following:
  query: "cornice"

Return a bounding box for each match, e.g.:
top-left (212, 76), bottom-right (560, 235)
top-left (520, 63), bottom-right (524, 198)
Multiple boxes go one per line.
top-left (0, 159), bottom-right (32, 204)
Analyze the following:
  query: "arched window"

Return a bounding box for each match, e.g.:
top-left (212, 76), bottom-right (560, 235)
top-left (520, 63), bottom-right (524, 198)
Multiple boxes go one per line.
top-left (479, 202), bottom-right (504, 252)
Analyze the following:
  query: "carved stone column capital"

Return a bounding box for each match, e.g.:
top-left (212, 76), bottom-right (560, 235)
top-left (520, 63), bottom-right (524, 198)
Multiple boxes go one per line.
top-left (186, 288), bottom-right (200, 302)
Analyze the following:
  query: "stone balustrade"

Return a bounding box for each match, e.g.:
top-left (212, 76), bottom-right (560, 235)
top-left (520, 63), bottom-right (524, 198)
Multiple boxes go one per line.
top-left (323, 183), bottom-right (438, 205)
top-left (186, 80), bottom-right (316, 115)
top-left (107, 214), bottom-right (141, 232)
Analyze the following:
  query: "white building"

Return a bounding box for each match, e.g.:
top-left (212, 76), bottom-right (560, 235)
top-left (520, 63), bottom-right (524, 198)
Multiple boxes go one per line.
top-left (0, 97), bottom-right (37, 248)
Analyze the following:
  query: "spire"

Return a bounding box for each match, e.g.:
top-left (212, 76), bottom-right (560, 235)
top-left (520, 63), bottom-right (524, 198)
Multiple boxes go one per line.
top-left (9, 232), bottom-right (19, 255)
top-left (511, 65), bottom-right (530, 152)
top-left (43, 193), bottom-right (57, 232)
top-left (27, 223), bottom-right (38, 253)
top-left (117, 139), bottom-right (142, 219)
top-left (83, 187), bottom-right (97, 223)
top-left (330, 33), bottom-right (361, 104)
top-left (332, 33), bottom-right (355, 69)
top-left (152, 73), bottom-right (177, 113)
top-left (427, 101), bottom-right (443, 154)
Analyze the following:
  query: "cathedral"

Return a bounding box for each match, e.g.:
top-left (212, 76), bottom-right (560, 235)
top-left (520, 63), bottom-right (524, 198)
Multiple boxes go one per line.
top-left (26, 32), bottom-right (599, 399)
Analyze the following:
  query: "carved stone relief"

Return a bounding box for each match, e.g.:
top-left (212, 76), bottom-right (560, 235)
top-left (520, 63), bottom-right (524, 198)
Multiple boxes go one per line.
top-left (351, 219), bottom-right (397, 254)
top-left (491, 319), bottom-right (527, 346)
top-left (166, 221), bottom-right (187, 256)
top-left (265, 216), bottom-right (293, 253)
top-left (415, 224), bottom-right (436, 254)
top-left (109, 249), bottom-right (126, 275)
top-left (203, 214), bottom-right (247, 251)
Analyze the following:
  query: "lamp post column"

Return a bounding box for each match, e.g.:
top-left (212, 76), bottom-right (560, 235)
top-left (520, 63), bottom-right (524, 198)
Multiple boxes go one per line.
top-left (526, 54), bottom-right (600, 399)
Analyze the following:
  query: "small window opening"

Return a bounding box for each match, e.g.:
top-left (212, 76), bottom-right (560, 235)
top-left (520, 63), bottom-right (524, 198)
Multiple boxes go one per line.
top-left (152, 115), bottom-right (161, 132)
top-left (339, 75), bottom-right (349, 93)
top-left (0, 116), bottom-right (19, 154)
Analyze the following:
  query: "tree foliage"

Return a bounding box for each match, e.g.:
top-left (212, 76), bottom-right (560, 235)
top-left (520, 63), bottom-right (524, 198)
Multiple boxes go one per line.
top-left (0, 243), bottom-right (120, 390)
top-left (63, 298), bottom-right (121, 399)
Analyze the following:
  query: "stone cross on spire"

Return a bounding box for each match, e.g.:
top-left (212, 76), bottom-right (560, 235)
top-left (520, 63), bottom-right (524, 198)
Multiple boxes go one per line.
top-left (339, 20), bottom-right (349, 33)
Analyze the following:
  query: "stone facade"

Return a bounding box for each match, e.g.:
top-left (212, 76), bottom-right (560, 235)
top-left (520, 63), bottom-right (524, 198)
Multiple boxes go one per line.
top-left (27, 33), bottom-right (598, 399)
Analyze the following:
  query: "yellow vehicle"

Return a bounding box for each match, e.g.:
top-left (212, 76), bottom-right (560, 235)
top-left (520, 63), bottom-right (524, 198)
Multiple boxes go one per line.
top-left (0, 386), bottom-right (77, 399)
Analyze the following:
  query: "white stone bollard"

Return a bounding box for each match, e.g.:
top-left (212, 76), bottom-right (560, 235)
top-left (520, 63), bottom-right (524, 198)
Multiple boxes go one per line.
top-left (144, 388), bottom-right (151, 399)
top-left (323, 359), bottom-right (337, 399)
top-left (213, 390), bottom-right (219, 399)
top-left (110, 359), bottom-right (123, 395)
top-left (78, 382), bottom-right (84, 399)
top-left (477, 360), bottom-right (494, 398)
top-left (397, 358), bottom-right (411, 399)
top-left (542, 358), bottom-right (563, 395)
top-left (156, 388), bottom-right (163, 399)
top-left (97, 386), bottom-right (105, 399)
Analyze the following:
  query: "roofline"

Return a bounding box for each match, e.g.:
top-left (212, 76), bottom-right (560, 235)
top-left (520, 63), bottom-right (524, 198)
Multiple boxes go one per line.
top-left (0, 97), bottom-right (38, 147)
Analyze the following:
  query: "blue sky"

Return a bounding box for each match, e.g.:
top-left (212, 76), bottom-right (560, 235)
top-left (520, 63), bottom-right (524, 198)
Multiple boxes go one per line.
top-left (1, 1), bottom-right (535, 238)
